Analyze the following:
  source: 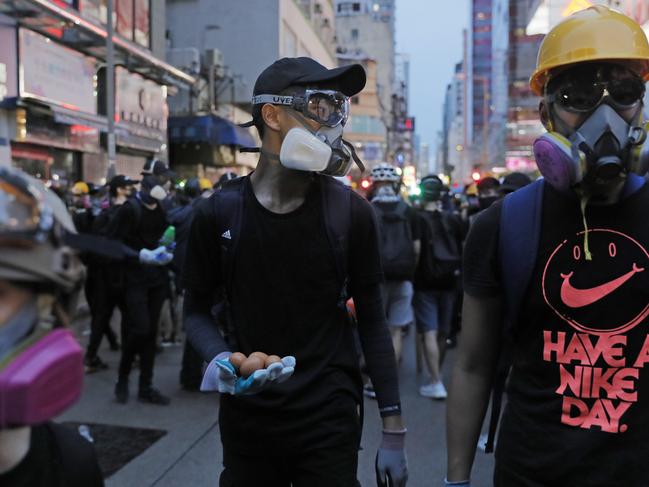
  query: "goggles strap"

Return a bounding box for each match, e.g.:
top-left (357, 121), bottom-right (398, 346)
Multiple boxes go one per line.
top-left (252, 95), bottom-right (294, 106)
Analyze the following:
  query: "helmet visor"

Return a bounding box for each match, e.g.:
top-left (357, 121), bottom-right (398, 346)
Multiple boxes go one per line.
top-left (0, 169), bottom-right (54, 246)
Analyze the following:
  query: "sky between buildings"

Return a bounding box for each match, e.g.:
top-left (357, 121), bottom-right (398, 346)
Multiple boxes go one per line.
top-left (396, 0), bottom-right (470, 163)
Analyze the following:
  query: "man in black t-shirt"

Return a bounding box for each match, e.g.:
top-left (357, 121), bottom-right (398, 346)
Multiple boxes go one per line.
top-left (183, 57), bottom-right (407, 486)
top-left (107, 174), bottom-right (172, 406)
top-left (446, 7), bottom-right (649, 487)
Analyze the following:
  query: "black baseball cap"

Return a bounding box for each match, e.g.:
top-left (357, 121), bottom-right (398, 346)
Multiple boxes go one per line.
top-left (141, 159), bottom-right (172, 177)
top-left (499, 172), bottom-right (532, 194)
top-left (241, 57), bottom-right (366, 127)
top-left (109, 175), bottom-right (139, 191)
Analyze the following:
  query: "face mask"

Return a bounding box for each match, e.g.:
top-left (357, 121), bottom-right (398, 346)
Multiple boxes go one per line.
top-left (371, 185), bottom-right (400, 203)
top-left (533, 103), bottom-right (648, 192)
top-left (279, 113), bottom-right (365, 176)
top-left (0, 310), bottom-right (83, 428)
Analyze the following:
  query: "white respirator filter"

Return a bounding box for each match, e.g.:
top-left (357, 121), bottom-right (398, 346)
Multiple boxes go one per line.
top-left (279, 127), bottom-right (333, 172)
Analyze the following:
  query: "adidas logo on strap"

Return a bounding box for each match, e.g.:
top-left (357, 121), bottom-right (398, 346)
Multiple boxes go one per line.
top-left (222, 230), bottom-right (232, 240)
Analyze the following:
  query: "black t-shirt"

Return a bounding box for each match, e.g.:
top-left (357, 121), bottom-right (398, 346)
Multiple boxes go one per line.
top-left (464, 183), bottom-right (649, 485)
top-left (183, 176), bottom-right (384, 453)
top-left (106, 197), bottom-right (168, 285)
top-left (0, 423), bottom-right (104, 487)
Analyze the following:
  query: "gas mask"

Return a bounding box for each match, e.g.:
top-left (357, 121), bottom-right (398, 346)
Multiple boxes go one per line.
top-left (534, 104), bottom-right (649, 192)
top-left (0, 299), bottom-right (83, 428)
top-left (255, 90), bottom-right (365, 176)
top-left (140, 175), bottom-right (169, 205)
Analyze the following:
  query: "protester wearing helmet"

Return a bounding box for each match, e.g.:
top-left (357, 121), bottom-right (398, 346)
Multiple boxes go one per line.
top-left (183, 57), bottom-right (406, 486)
top-left (367, 163), bottom-right (420, 375)
top-left (0, 166), bottom-right (103, 486)
top-left (413, 175), bottom-right (464, 400)
top-left (447, 7), bottom-right (649, 486)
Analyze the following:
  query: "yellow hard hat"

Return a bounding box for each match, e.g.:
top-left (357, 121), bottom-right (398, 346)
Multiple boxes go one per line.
top-left (198, 178), bottom-right (212, 191)
top-left (71, 181), bottom-right (89, 195)
top-left (530, 6), bottom-right (649, 96)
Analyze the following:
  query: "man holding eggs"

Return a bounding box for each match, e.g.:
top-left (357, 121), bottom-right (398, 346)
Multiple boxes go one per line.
top-left (183, 57), bottom-right (407, 486)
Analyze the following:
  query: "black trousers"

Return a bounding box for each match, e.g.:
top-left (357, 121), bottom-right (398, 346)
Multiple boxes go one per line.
top-left (118, 282), bottom-right (167, 389)
top-left (86, 275), bottom-right (121, 358)
top-left (219, 443), bottom-right (361, 487)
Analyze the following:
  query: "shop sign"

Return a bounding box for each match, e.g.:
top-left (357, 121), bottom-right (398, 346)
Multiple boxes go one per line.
top-left (0, 23), bottom-right (17, 104)
top-left (116, 66), bottom-right (166, 132)
top-left (19, 28), bottom-right (96, 114)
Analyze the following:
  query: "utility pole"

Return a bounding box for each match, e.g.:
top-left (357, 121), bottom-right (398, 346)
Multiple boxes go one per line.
top-left (106, 0), bottom-right (116, 179)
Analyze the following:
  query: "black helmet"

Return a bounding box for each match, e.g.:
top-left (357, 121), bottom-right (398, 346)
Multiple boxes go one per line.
top-left (420, 175), bottom-right (445, 202)
top-left (184, 177), bottom-right (202, 199)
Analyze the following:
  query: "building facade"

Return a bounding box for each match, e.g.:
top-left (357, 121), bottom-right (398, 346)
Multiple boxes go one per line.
top-left (0, 0), bottom-right (192, 184)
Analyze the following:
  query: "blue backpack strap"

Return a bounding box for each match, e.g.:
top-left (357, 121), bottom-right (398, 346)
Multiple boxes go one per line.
top-left (623, 173), bottom-right (645, 198)
top-left (485, 178), bottom-right (545, 453)
top-left (318, 175), bottom-right (352, 306)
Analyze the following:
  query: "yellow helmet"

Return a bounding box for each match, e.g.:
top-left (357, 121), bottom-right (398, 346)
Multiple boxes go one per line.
top-left (198, 178), bottom-right (212, 191)
top-left (530, 6), bottom-right (649, 96)
top-left (71, 181), bottom-right (89, 196)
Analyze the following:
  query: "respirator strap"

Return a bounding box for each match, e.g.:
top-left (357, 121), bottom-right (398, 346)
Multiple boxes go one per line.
top-left (342, 139), bottom-right (366, 172)
top-left (260, 149), bottom-right (280, 162)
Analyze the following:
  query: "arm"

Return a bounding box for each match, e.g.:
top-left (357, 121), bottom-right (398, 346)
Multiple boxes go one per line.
top-left (183, 290), bottom-right (229, 362)
top-left (446, 293), bottom-right (502, 482)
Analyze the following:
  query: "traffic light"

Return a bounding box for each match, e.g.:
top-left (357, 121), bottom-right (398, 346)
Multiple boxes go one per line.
top-left (471, 171), bottom-right (481, 182)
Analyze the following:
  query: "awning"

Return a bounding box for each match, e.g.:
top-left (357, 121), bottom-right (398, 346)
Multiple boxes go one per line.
top-left (51, 105), bottom-right (109, 132)
top-left (168, 115), bottom-right (256, 148)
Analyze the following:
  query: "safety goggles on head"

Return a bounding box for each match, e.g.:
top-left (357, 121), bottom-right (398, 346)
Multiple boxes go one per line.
top-left (0, 168), bottom-right (56, 247)
top-left (547, 64), bottom-right (645, 113)
top-left (252, 90), bottom-right (350, 127)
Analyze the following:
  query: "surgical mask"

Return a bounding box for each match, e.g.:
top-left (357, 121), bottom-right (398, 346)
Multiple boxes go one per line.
top-left (533, 103), bottom-right (648, 192)
top-left (279, 114), bottom-right (365, 176)
top-left (371, 185), bottom-right (400, 203)
top-left (0, 301), bottom-right (83, 428)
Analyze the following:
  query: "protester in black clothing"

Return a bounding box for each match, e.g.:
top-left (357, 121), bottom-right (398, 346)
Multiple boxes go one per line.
top-left (84, 175), bottom-right (138, 372)
top-left (447, 7), bottom-right (649, 486)
top-left (107, 174), bottom-right (172, 406)
top-left (497, 172), bottom-right (532, 197)
top-left (183, 57), bottom-right (407, 486)
top-left (0, 166), bottom-right (103, 487)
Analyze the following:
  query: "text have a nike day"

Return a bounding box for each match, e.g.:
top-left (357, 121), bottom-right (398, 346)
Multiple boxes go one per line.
top-left (543, 331), bottom-right (649, 433)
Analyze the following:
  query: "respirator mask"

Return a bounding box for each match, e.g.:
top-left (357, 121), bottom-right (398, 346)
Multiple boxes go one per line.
top-left (533, 64), bottom-right (649, 193)
top-left (253, 90), bottom-right (365, 176)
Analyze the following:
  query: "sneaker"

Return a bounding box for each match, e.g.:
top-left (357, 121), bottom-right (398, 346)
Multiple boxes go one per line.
top-left (84, 356), bottom-right (109, 374)
top-left (138, 387), bottom-right (170, 406)
top-left (363, 384), bottom-right (377, 399)
top-left (115, 381), bottom-right (129, 404)
top-left (419, 381), bottom-right (448, 400)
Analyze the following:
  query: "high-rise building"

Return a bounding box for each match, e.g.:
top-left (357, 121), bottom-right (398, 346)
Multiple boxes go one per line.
top-left (335, 0), bottom-right (396, 148)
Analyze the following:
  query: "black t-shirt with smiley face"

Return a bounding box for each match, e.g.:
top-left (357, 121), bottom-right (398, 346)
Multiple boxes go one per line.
top-left (464, 182), bottom-right (649, 486)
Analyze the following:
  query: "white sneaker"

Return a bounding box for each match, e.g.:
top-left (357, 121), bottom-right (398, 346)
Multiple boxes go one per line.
top-left (419, 381), bottom-right (447, 400)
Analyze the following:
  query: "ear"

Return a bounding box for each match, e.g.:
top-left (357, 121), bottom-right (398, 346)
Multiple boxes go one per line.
top-left (261, 104), bottom-right (281, 133)
top-left (539, 100), bottom-right (554, 131)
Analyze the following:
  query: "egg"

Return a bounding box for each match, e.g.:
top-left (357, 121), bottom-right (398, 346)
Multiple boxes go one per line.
top-left (249, 351), bottom-right (269, 363)
top-left (265, 355), bottom-right (281, 367)
top-left (229, 352), bottom-right (247, 371)
top-left (239, 356), bottom-right (265, 378)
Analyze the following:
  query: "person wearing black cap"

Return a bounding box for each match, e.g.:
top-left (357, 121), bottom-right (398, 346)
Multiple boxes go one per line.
top-left (83, 175), bottom-right (139, 372)
top-left (498, 172), bottom-right (533, 196)
top-left (105, 174), bottom-right (172, 405)
top-left (183, 57), bottom-right (407, 486)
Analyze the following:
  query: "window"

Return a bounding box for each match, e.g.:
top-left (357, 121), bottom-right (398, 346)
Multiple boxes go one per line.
top-left (134, 0), bottom-right (150, 48)
top-left (282, 21), bottom-right (297, 57)
top-left (351, 28), bottom-right (359, 40)
top-left (353, 2), bottom-right (361, 11)
top-left (314, 2), bottom-right (323, 14)
top-left (351, 96), bottom-right (360, 105)
top-left (116, 0), bottom-right (134, 40)
top-left (114, 0), bottom-right (150, 47)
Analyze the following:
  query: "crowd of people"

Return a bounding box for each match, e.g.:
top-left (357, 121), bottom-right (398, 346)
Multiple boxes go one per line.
top-left (1, 5), bottom-right (649, 486)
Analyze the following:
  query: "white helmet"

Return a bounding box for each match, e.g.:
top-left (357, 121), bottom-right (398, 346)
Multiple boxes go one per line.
top-left (370, 163), bottom-right (400, 183)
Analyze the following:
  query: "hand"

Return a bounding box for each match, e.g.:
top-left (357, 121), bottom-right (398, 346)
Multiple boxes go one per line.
top-left (376, 429), bottom-right (408, 487)
top-left (201, 353), bottom-right (296, 395)
top-left (139, 246), bottom-right (173, 266)
top-left (444, 479), bottom-right (471, 486)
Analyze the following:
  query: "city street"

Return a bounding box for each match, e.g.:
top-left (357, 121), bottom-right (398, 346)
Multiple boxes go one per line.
top-left (61, 312), bottom-right (494, 486)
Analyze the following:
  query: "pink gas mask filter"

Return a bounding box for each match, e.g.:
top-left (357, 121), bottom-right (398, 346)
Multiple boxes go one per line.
top-left (0, 328), bottom-right (83, 428)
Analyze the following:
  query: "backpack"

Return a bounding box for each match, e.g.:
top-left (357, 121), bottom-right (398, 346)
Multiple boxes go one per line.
top-left (211, 175), bottom-right (352, 343)
top-left (417, 210), bottom-right (462, 289)
top-left (485, 173), bottom-right (646, 453)
top-left (373, 200), bottom-right (416, 281)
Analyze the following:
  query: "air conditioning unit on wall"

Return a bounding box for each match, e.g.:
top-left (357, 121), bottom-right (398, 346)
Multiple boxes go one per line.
top-left (204, 48), bottom-right (225, 78)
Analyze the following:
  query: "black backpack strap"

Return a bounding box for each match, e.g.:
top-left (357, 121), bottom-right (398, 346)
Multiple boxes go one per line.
top-left (214, 177), bottom-right (246, 292)
top-left (47, 422), bottom-right (104, 487)
top-left (318, 175), bottom-right (352, 306)
top-left (485, 179), bottom-right (544, 453)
